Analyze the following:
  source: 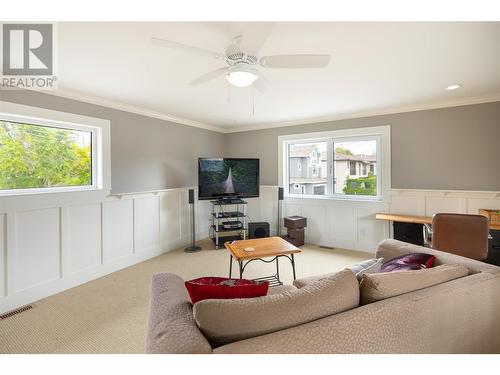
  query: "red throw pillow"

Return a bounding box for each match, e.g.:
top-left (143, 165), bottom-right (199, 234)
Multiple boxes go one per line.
top-left (381, 253), bottom-right (436, 273)
top-left (185, 277), bottom-right (269, 304)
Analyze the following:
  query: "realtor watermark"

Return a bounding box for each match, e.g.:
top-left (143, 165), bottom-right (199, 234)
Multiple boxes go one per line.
top-left (1, 23), bottom-right (58, 90)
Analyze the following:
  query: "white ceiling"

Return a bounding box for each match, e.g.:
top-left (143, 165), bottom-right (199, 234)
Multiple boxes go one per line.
top-left (56, 22), bottom-right (500, 132)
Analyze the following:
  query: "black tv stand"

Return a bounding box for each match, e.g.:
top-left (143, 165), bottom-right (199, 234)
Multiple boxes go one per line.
top-left (210, 199), bottom-right (247, 248)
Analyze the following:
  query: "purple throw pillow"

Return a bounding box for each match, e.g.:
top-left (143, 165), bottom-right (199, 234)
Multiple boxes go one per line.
top-left (380, 253), bottom-right (436, 273)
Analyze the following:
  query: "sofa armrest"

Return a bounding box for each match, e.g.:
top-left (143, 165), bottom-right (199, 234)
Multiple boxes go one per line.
top-left (376, 239), bottom-right (500, 275)
top-left (145, 273), bottom-right (212, 354)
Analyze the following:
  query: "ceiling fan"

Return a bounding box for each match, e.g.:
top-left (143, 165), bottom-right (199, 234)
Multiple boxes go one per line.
top-left (151, 23), bottom-right (331, 93)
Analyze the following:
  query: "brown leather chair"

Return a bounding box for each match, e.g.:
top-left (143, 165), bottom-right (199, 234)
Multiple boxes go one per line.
top-left (430, 213), bottom-right (489, 260)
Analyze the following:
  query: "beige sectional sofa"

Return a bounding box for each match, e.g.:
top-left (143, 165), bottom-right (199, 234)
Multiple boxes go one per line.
top-left (145, 239), bottom-right (500, 354)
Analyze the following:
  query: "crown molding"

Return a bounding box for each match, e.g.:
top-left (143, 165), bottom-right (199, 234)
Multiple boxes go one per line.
top-left (26, 88), bottom-right (500, 134)
top-left (223, 94), bottom-right (500, 133)
top-left (27, 87), bottom-right (226, 133)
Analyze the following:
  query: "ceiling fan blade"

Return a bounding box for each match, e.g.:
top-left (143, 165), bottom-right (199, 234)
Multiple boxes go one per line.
top-left (240, 22), bottom-right (275, 55)
top-left (188, 67), bottom-right (229, 86)
top-left (260, 54), bottom-right (331, 69)
top-left (151, 37), bottom-right (224, 60)
top-left (253, 72), bottom-right (268, 93)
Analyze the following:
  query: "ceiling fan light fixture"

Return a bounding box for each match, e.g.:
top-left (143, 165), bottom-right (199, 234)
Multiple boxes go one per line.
top-left (226, 67), bottom-right (258, 87)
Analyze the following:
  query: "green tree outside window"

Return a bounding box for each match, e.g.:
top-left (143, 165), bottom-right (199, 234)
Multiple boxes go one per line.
top-left (0, 121), bottom-right (92, 190)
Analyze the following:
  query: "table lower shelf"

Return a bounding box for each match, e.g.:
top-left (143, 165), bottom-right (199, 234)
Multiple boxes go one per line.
top-left (253, 274), bottom-right (283, 287)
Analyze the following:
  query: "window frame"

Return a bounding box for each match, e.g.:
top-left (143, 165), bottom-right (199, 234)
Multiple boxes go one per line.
top-left (0, 101), bottom-right (111, 203)
top-left (279, 125), bottom-right (391, 202)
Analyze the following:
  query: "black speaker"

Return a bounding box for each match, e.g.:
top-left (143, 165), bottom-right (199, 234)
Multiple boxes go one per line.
top-left (248, 222), bottom-right (270, 239)
top-left (277, 187), bottom-right (284, 236)
top-left (278, 187), bottom-right (284, 200)
top-left (185, 189), bottom-right (201, 252)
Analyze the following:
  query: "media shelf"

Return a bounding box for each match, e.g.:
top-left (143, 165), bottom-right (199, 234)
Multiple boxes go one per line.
top-left (212, 221), bottom-right (244, 232)
top-left (212, 211), bottom-right (245, 219)
top-left (210, 200), bottom-right (247, 249)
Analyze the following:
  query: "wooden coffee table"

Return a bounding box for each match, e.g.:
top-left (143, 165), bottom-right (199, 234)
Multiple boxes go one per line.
top-left (224, 236), bottom-right (301, 286)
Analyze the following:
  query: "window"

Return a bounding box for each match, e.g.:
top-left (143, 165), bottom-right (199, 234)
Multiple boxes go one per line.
top-left (0, 120), bottom-right (93, 191)
top-left (0, 101), bottom-right (110, 198)
top-left (349, 161), bottom-right (356, 175)
top-left (280, 125), bottom-right (390, 201)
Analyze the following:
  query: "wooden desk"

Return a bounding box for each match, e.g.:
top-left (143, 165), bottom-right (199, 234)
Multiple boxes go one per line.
top-left (375, 213), bottom-right (500, 230)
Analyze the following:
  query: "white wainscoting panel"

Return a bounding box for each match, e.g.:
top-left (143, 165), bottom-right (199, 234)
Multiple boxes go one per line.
top-left (194, 199), bottom-right (211, 241)
top-left (12, 208), bottom-right (60, 293)
top-left (425, 196), bottom-right (467, 216)
top-left (467, 198), bottom-right (500, 214)
top-left (300, 204), bottom-right (326, 245)
top-left (1, 185), bottom-right (499, 314)
top-left (65, 203), bottom-right (102, 276)
top-left (0, 188), bottom-right (202, 314)
top-left (259, 186), bottom-right (279, 233)
top-left (389, 194), bottom-right (426, 216)
top-left (160, 190), bottom-right (182, 250)
top-left (103, 200), bottom-right (134, 263)
top-left (327, 206), bottom-right (357, 247)
top-left (134, 196), bottom-right (160, 254)
top-left (357, 207), bottom-right (389, 250)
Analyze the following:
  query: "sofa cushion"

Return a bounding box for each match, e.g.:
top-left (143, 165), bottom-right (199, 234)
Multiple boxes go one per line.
top-left (293, 258), bottom-right (384, 288)
top-left (360, 264), bottom-right (469, 305)
top-left (380, 253), bottom-right (435, 273)
top-left (185, 277), bottom-right (269, 304)
top-left (193, 269), bottom-right (359, 346)
top-left (350, 258), bottom-right (384, 278)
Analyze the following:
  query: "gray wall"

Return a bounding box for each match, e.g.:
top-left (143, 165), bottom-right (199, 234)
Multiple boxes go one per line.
top-left (225, 102), bottom-right (500, 191)
top-left (2, 90), bottom-right (499, 193)
top-left (0, 90), bottom-right (225, 193)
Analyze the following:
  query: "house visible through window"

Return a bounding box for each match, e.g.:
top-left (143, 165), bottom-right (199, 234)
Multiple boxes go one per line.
top-left (283, 130), bottom-right (383, 200)
top-left (0, 119), bottom-right (94, 193)
top-left (288, 141), bottom-right (328, 196)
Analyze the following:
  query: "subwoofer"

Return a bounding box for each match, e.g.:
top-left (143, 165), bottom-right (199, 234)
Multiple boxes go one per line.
top-left (248, 222), bottom-right (270, 239)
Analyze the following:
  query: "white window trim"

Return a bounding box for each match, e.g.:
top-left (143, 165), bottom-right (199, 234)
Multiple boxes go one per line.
top-left (278, 125), bottom-right (391, 202)
top-left (0, 101), bottom-right (111, 212)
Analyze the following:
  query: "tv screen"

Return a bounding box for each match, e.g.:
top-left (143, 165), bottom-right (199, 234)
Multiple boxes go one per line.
top-left (198, 158), bottom-right (260, 200)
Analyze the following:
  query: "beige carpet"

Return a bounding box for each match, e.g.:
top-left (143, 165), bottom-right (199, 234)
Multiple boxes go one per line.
top-left (0, 239), bottom-right (371, 354)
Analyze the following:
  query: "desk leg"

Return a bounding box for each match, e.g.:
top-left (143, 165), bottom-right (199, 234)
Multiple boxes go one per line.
top-left (229, 255), bottom-right (233, 278)
top-left (291, 253), bottom-right (296, 280)
top-left (275, 257), bottom-right (280, 283)
top-left (238, 260), bottom-right (243, 279)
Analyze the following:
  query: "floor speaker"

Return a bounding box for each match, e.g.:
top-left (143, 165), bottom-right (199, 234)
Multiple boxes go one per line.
top-left (185, 189), bottom-right (202, 252)
top-left (277, 187), bottom-right (284, 236)
top-left (248, 222), bottom-right (270, 239)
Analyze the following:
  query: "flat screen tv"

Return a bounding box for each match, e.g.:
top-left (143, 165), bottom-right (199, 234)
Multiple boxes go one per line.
top-left (198, 158), bottom-right (260, 200)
